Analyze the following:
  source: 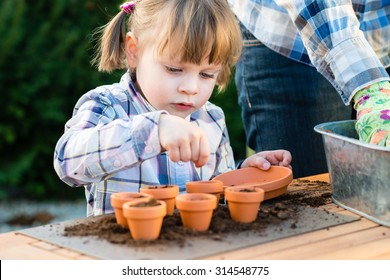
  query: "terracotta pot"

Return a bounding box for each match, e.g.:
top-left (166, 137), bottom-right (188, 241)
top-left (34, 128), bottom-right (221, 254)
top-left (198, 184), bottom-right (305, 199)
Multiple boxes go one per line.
top-left (186, 180), bottom-right (223, 207)
top-left (110, 192), bottom-right (153, 227)
top-left (212, 166), bottom-right (293, 200)
top-left (140, 185), bottom-right (179, 215)
top-left (122, 198), bottom-right (166, 241)
top-left (175, 193), bottom-right (217, 231)
top-left (225, 186), bottom-right (265, 223)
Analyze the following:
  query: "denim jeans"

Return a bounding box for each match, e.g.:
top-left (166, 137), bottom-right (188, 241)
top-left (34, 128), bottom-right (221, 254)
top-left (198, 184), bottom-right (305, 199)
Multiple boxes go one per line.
top-left (235, 24), bottom-right (353, 178)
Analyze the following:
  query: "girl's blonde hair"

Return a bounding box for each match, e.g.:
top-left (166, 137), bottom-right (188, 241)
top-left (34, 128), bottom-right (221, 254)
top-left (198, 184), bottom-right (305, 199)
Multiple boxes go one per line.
top-left (92, 0), bottom-right (242, 91)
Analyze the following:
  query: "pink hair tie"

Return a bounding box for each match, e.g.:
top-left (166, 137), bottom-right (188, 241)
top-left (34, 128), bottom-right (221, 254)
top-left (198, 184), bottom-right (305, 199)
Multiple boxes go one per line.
top-left (120, 1), bottom-right (135, 14)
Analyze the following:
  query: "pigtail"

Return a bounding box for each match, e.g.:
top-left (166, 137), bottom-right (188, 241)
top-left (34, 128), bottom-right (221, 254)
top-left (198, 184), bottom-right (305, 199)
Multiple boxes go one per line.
top-left (91, 11), bottom-right (128, 72)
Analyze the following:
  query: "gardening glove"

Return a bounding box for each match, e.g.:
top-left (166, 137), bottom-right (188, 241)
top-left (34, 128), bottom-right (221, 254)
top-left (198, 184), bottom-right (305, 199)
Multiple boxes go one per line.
top-left (353, 81), bottom-right (390, 146)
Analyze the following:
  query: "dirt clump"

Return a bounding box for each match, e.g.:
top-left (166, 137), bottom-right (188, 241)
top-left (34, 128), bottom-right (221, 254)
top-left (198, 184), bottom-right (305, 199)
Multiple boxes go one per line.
top-left (64, 179), bottom-right (331, 247)
top-left (7, 212), bottom-right (55, 226)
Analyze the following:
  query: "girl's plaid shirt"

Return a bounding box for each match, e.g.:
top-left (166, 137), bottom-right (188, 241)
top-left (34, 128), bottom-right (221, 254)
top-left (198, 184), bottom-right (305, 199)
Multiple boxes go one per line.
top-left (54, 72), bottom-right (235, 216)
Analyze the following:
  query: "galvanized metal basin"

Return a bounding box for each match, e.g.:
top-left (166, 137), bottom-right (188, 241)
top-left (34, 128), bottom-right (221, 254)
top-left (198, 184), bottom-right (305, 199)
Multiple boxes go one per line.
top-left (314, 120), bottom-right (390, 227)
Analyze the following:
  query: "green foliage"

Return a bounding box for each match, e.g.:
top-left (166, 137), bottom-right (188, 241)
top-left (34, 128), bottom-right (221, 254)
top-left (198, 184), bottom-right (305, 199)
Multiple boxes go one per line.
top-left (0, 0), bottom-right (245, 201)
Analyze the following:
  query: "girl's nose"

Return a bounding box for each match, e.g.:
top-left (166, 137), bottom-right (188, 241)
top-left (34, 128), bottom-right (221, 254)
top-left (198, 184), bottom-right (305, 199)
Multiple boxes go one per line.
top-left (178, 75), bottom-right (199, 95)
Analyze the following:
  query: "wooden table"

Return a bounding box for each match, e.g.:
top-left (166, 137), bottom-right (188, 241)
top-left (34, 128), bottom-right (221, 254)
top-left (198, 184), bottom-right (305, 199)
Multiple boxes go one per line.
top-left (1, 174), bottom-right (390, 260)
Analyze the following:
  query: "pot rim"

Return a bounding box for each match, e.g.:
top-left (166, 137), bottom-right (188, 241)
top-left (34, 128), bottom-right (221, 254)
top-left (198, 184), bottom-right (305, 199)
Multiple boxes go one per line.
top-left (186, 180), bottom-right (223, 194)
top-left (140, 185), bottom-right (179, 199)
top-left (176, 193), bottom-right (217, 211)
top-left (123, 198), bottom-right (167, 219)
top-left (225, 186), bottom-right (264, 203)
top-left (110, 192), bottom-right (152, 208)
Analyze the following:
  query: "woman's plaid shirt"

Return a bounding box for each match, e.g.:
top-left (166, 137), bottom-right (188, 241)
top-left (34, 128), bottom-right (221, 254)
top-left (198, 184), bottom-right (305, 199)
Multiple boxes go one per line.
top-left (229, 0), bottom-right (390, 104)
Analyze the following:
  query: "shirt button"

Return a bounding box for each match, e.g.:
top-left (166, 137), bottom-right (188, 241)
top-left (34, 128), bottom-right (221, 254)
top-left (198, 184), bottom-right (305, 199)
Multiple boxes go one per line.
top-left (113, 160), bottom-right (121, 168)
top-left (178, 161), bottom-right (184, 166)
top-left (144, 145), bottom-right (153, 153)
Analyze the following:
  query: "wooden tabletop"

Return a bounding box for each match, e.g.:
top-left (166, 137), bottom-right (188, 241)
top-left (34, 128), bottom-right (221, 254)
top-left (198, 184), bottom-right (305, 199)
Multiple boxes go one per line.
top-left (1, 173), bottom-right (390, 260)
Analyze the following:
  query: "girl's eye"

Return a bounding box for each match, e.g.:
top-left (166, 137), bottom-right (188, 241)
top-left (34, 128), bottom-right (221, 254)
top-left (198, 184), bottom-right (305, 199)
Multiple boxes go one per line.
top-left (200, 72), bottom-right (215, 79)
top-left (165, 66), bottom-right (181, 73)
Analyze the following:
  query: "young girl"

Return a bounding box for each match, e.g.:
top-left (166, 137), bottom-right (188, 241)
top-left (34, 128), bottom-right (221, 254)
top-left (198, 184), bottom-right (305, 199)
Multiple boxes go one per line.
top-left (54, 0), bottom-right (292, 216)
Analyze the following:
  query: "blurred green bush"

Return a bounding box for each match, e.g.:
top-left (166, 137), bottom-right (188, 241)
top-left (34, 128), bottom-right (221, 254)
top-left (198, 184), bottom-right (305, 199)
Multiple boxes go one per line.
top-left (0, 0), bottom-right (245, 201)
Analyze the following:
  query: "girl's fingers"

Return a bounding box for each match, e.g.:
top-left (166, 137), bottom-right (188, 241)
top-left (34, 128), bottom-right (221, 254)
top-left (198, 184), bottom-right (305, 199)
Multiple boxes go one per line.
top-left (168, 146), bottom-right (180, 163)
top-left (190, 141), bottom-right (200, 164)
top-left (179, 142), bottom-right (192, 162)
top-left (194, 134), bottom-right (210, 167)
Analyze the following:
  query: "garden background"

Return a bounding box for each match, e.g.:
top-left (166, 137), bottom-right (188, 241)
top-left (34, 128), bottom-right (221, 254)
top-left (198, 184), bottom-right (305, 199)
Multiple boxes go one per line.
top-left (0, 0), bottom-right (246, 202)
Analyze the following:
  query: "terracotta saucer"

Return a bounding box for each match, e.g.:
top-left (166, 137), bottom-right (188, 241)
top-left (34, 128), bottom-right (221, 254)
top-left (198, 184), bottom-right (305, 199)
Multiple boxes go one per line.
top-left (212, 166), bottom-right (293, 200)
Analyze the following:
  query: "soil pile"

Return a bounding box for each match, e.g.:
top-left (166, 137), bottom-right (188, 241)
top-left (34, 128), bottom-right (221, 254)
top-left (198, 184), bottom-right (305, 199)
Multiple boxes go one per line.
top-left (64, 179), bottom-right (331, 247)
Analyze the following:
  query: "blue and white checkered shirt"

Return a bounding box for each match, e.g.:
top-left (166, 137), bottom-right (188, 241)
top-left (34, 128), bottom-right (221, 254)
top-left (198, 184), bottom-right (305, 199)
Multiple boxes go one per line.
top-left (228, 0), bottom-right (390, 104)
top-left (54, 72), bottom-right (235, 216)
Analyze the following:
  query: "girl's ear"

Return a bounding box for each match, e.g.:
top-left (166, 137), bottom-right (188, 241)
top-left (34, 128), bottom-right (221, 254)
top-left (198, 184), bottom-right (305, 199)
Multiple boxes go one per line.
top-left (125, 32), bottom-right (138, 67)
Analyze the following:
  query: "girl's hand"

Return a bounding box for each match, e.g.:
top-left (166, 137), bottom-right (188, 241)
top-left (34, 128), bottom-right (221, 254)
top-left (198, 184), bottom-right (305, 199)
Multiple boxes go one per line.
top-left (241, 150), bottom-right (292, 170)
top-left (158, 114), bottom-right (210, 167)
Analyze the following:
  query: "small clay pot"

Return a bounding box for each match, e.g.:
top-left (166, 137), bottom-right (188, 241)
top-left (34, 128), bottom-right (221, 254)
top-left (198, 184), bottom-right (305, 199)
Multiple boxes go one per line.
top-left (175, 193), bottom-right (217, 231)
top-left (110, 192), bottom-right (153, 227)
top-left (122, 198), bottom-right (166, 241)
top-left (140, 185), bottom-right (179, 215)
top-left (186, 180), bottom-right (223, 207)
top-left (213, 166), bottom-right (292, 200)
top-left (225, 186), bottom-right (265, 223)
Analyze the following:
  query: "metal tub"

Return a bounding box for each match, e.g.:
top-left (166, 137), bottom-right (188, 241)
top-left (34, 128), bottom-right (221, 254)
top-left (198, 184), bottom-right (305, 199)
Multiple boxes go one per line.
top-left (314, 120), bottom-right (390, 227)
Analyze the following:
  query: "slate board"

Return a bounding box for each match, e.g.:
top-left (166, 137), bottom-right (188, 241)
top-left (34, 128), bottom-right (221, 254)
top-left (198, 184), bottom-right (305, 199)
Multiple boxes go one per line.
top-left (19, 206), bottom-right (359, 260)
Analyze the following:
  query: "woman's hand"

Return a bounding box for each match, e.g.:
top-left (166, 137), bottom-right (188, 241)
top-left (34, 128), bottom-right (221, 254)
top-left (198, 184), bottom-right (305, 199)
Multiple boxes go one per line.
top-left (354, 81), bottom-right (390, 146)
